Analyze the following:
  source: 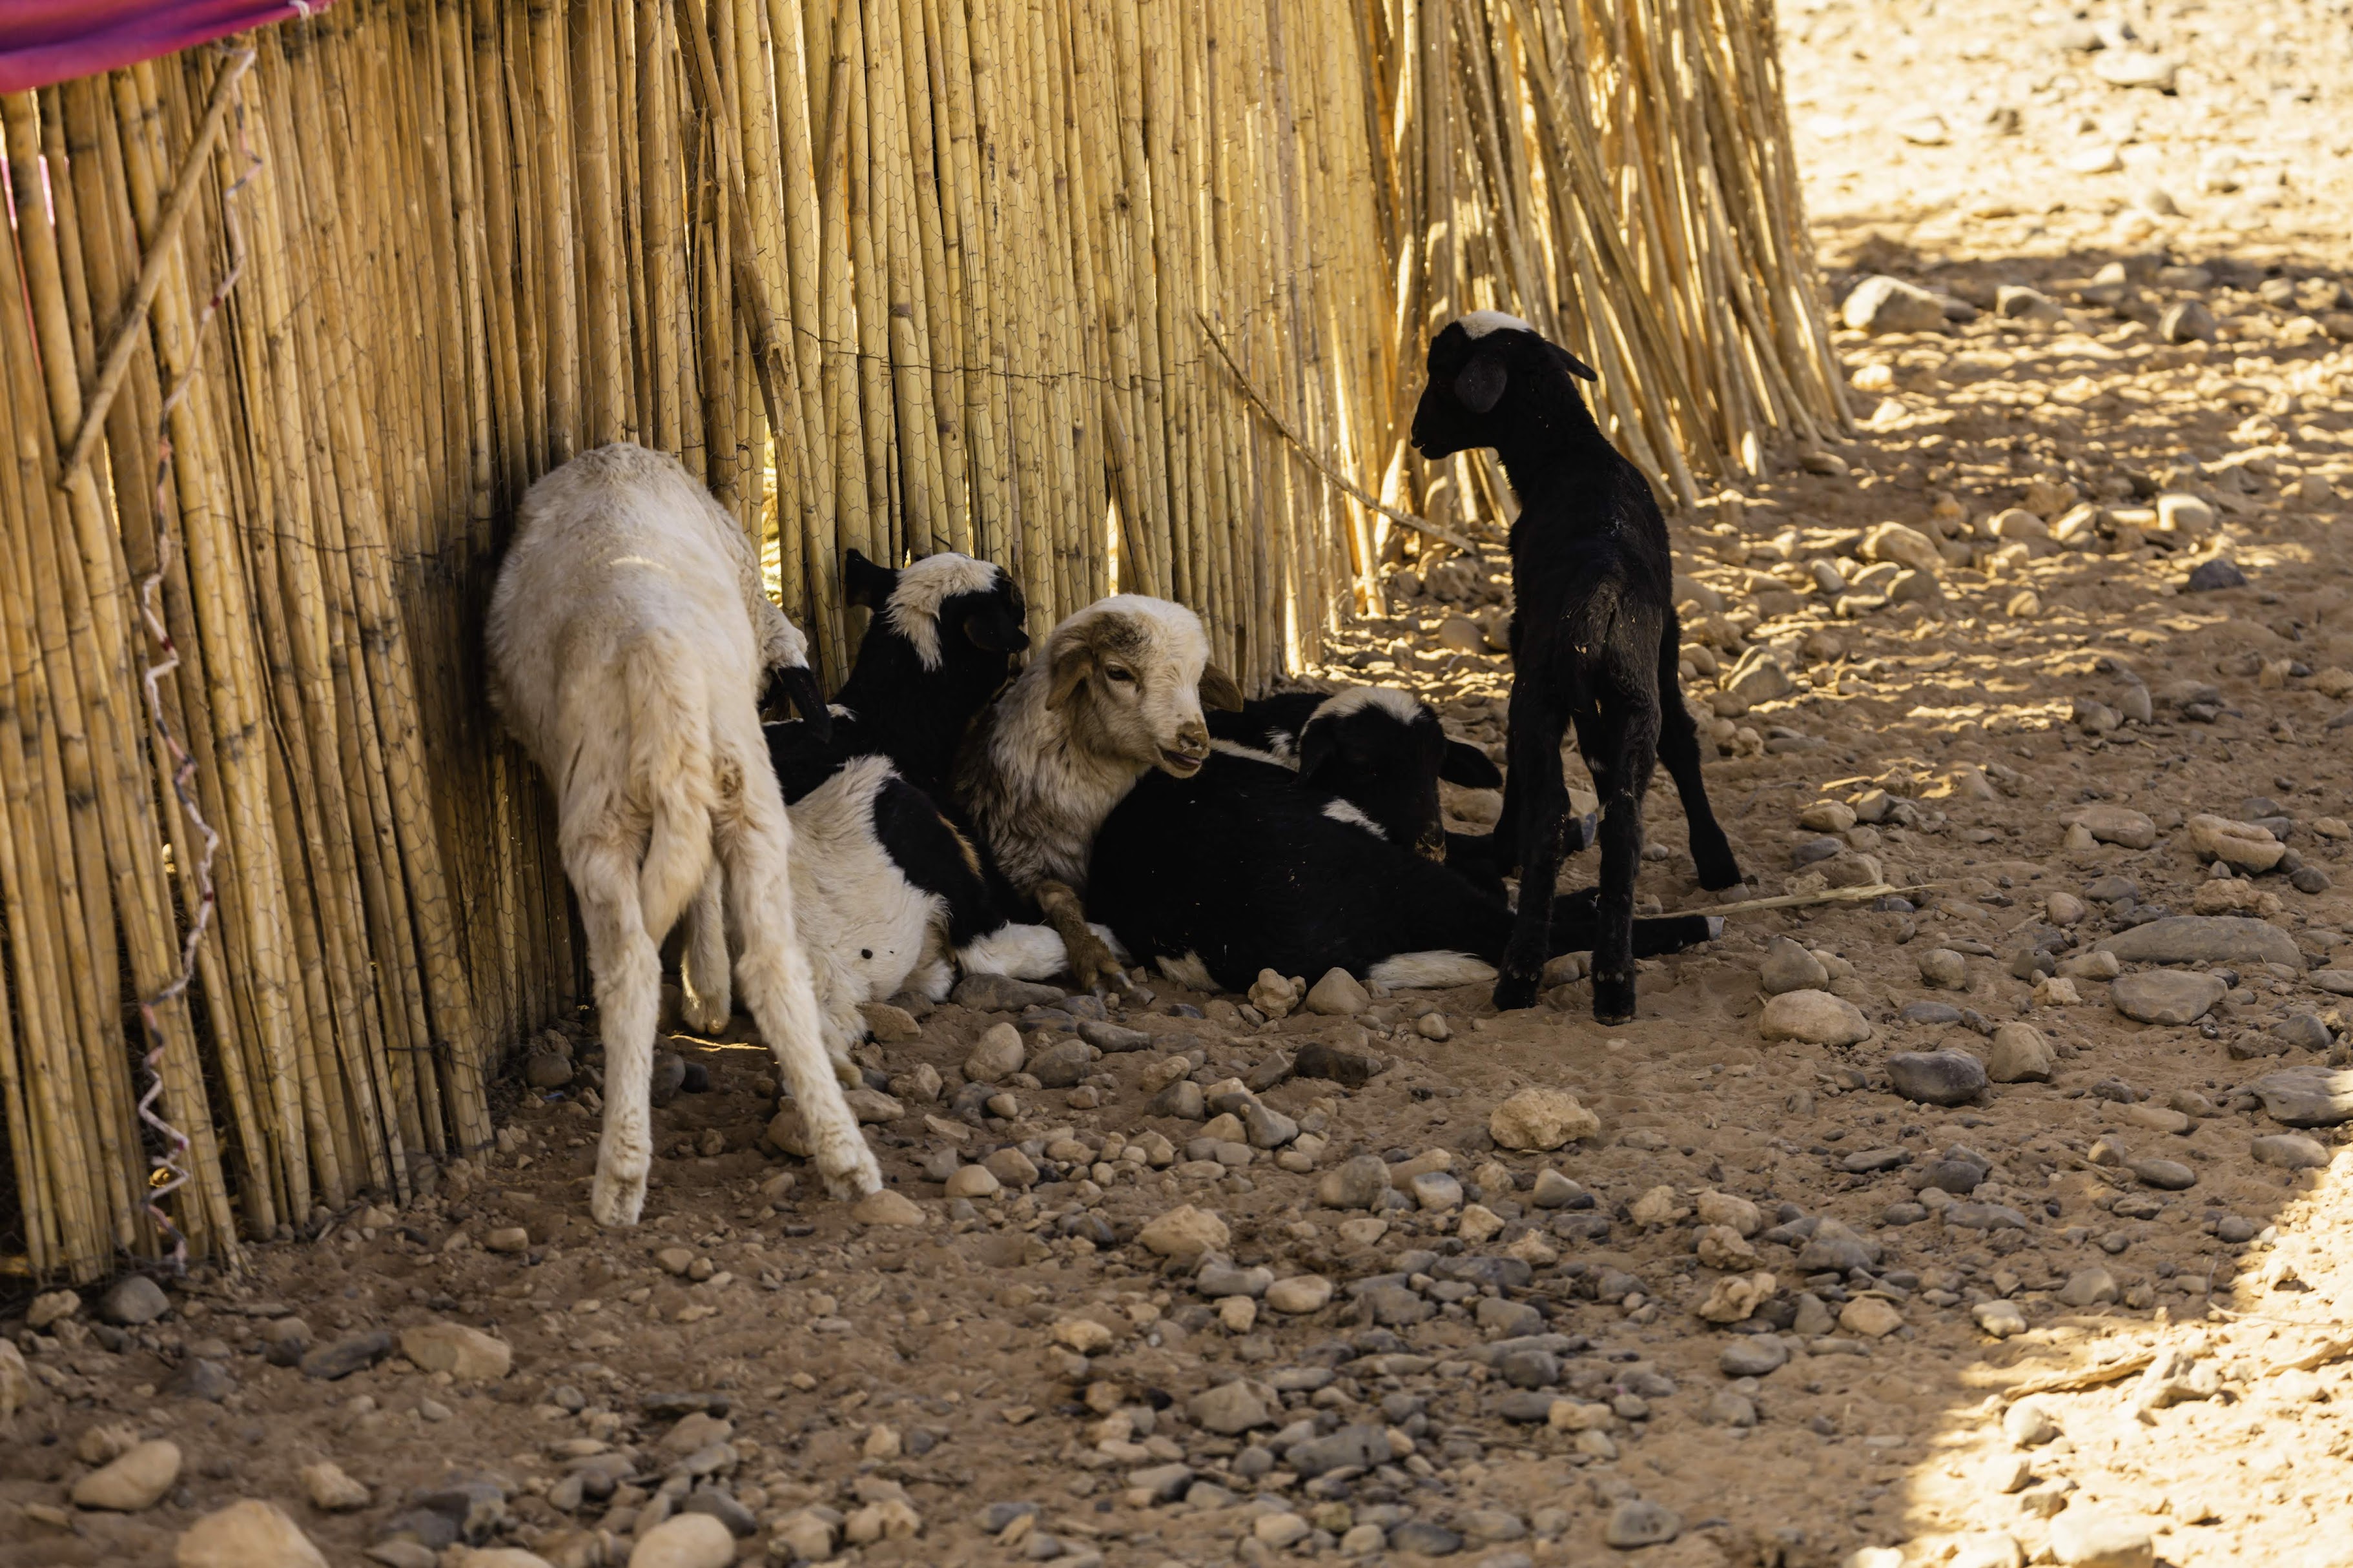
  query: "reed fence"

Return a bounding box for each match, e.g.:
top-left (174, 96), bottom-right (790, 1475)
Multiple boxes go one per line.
top-left (0, 0), bottom-right (1842, 1279)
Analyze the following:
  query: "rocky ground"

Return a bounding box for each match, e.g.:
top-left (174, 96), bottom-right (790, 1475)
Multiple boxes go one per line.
top-left (8, 2), bottom-right (2353, 1567)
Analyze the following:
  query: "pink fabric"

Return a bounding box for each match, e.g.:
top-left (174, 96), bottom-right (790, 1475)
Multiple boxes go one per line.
top-left (0, 1), bottom-right (334, 94)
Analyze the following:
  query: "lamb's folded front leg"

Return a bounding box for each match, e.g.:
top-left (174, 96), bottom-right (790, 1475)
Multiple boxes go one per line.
top-left (1036, 879), bottom-right (1131, 994)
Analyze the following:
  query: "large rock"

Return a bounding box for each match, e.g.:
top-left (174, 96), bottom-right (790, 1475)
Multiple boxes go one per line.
top-left (2250, 1133), bottom-right (2330, 1170)
top-left (98, 1275), bottom-right (171, 1326)
top-left (2048, 1511), bottom-right (2155, 1568)
top-left (72, 1439), bottom-right (181, 1511)
top-left (173, 1500), bottom-right (329, 1568)
top-left (2097, 917), bottom-right (2301, 969)
top-left (1488, 1087), bottom-right (1600, 1152)
top-left (1136, 1205), bottom-right (1229, 1261)
top-left (400, 1323), bottom-right (511, 1381)
top-left (950, 974), bottom-right (1063, 1012)
top-left (300, 1330), bottom-right (392, 1381)
top-left (962, 1023), bottom-right (1026, 1083)
top-left (2076, 804), bottom-right (2156, 848)
top-left (627, 1514), bottom-right (736, 1568)
top-left (1760, 989), bottom-right (1872, 1046)
top-left (1885, 1050), bottom-right (1987, 1106)
top-left (1316, 1154), bottom-right (1392, 1210)
top-left (1842, 275), bottom-right (1947, 334)
top-left (2110, 971), bottom-right (2226, 1024)
top-left (1760, 937), bottom-right (1830, 995)
top-left (1862, 521), bottom-right (1944, 574)
top-left (1188, 1379), bottom-right (1275, 1434)
top-left (1986, 1023), bottom-right (2055, 1083)
top-left (1303, 968), bottom-right (1370, 1016)
top-left (2246, 1066), bottom-right (2353, 1127)
top-left (0, 1340), bottom-right (32, 1423)
top-left (2186, 814), bottom-right (2285, 873)
top-left (1293, 1039), bottom-right (1382, 1086)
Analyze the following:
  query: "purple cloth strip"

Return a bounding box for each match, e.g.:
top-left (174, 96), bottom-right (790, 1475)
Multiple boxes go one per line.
top-left (0, 1), bottom-right (333, 94)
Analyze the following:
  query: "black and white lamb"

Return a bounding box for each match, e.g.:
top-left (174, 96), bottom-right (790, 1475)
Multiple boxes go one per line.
top-left (758, 550), bottom-right (1105, 1066)
top-left (1085, 738), bottom-right (1720, 995)
top-left (1411, 312), bottom-right (1743, 1022)
top-left (485, 443), bottom-right (879, 1225)
top-left (953, 596), bottom-right (1243, 990)
top-left (1209, 687), bottom-right (1504, 859)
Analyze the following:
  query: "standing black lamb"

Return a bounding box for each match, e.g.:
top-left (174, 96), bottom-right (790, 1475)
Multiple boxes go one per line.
top-left (1410, 311), bottom-right (1743, 1022)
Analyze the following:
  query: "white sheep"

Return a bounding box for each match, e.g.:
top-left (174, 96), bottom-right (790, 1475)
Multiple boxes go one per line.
top-left (953, 595), bottom-right (1241, 989)
top-left (486, 443), bottom-right (881, 1225)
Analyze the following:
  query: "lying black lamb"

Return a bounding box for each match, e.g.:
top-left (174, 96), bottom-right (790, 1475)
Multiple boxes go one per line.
top-left (1087, 734), bottom-right (1719, 997)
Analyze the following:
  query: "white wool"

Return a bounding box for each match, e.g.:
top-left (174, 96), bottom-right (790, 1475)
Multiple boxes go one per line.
top-left (1311, 684), bottom-right (1426, 726)
top-left (1156, 952), bottom-right (1218, 990)
top-left (882, 553), bottom-right (1004, 670)
top-left (1322, 798), bottom-right (1384, 837)
top-left (485, 443), bottom-right (878, 1225)
top-left (959, 596), bottom-right (1213, 893)
top-left (1369, 951), bottom-right (1497, 988)
top-left (1457, 309), bottom-right (1536, 340)
top-left (1211, 738), bottom-right (1290, 769)
top-left (957, 924), bottom-right (1070, 980)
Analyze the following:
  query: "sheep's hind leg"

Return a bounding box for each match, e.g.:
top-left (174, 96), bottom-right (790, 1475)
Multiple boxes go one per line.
top-left (1656, 615), bottom-right (1743, 889)
top-left (1494, 696), bottom-right (1574, 1012)
top-left (566, 835), bottom-right (663, 1227)
top-left (720, 788), bottom-right (881, 1201)
top-left (677, 864), bottom-right (732, 1034)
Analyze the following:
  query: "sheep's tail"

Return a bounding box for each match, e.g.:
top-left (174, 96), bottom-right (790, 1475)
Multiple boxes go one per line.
top-left (626, 627), bottom-right (717, 944)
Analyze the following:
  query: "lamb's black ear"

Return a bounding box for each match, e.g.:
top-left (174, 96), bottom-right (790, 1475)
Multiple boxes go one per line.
top-left (1295, 719), bottom-right (1337, 784)
top-left (762, 666), bottom-right (834, 745)
top-left (962, 604), bottom-right (1031, 655)
top-left (1455, 351), bottom-right (1508, 413)
top-left (1198, 662), bottom-right (1244, 713)
top-left (1549, 343), bottom-right (1599, 382)
top-left (1441, 738), bottom-right (1503, 789)
top-left (843, 549), bottom-right (895, 608)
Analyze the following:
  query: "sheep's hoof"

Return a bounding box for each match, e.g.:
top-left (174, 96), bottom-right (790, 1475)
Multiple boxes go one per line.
top-left (820, 1145), bottom-right (885, 1201)
top-left (1592, 976), bottom-right (1636, 1024)
top-left (1491, 975), bottom-right (1541, 1012)
top-left (590, 1165), bottom-right (647, 1228)
top-left (681, 997), bottom-right (730, 1035)
top-left (1567, 811), bottom-right (1599, 853)
top-left (830, 1055), bottom-right (862, 1089)
top-left (1694, 846), bottom-right (1745, 891)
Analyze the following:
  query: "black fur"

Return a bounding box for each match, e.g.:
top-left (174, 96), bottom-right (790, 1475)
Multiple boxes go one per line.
top-left (1211, 691), bottom-right (1503, 860)
top-left (1087, 749), bottom-right (1716, 992)
top-left (1412, 318), bottom-right (1742, 1022)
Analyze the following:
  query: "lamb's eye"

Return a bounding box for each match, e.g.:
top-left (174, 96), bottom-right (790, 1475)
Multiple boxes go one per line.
top-left (1105, 666), bottom-right (1136, 684)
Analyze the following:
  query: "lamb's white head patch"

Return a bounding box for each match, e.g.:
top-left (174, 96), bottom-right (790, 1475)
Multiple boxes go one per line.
top-left (1456, 309), bottom-right (1536, 340)
top-left (1311, 685), bottom-right (1427, 728)
top-left (884, 553), bottom-right (1005, 669)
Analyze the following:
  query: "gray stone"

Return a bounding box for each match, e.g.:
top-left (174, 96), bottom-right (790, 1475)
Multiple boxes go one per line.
top-left (1603, 1500), bottom-right (1683, 1548)
top-left (1917, 948), bottom-right (1969, 990)
top-left (2248, 1066), bottom-right (2353, 1126)
top-left (1843, 274), bottom-right (1947, 334)
top-left (2057, 1267), bottom-right (2119, 1308)
top-left (952, 975), bottom-right (1064, 1012)
top-left (98, 1276), bottom-right (170, 1327)
top-left (161, 1358), bottom-right (236, 1403)
top-left (1286, 1423), bottom-right (1388, 1477)
top-left (1944, 1203), bottom-right (2029, 1231)
top-left (1027, 1037), bottom-right (1096, 1088)
top-left (1149, 1079), bottom-right (1206, 1119)
top-left (1885, 1050), bottom-right (1988, 1106)
top-left (1708, 1390), bottom-right (1758, 1427)
top-left (1390, 1522), bottom-right (1465, 1555)
top-left (1902, 1000), bottom-right (1965, 1024)
top-left (1077, 1019), bottom-right (1151, 1054)
top-left (1317, 1154), bottom-right (1392, 1210)
top-left (1304, 969), bottom-right (1372, 1016)
top-left (1531, 1170), bottom-right (1585, 1208)
top-left (2111, 970), bottom-right (2226, 1024)
top-left (2129, 1157), bottom-right (2195, 1190)
top-left (682, 1489), bottom-right (758, 1537)
top-left (2004, 1401), bottom-right (2060, 1447)
top-left (1760, 937), bottom-right (1830, 995)
top-left (1293, 1041), bottom-right (1383, 1086)
top-left (1187, 1381), bottom-right (1274, 1435)
top-left (301, 1330), bottom-right (393, 1381)
top-left (2187, 558), bottom-right (2248, 593)
top-left (1243, 1105), bottom-right (1299, 1149)
top-left (1127, 1463), bottom-right (1193, 1503)
top-left (1987, 1023), bottom-right (2056, 1083)
top-left (2250, 1133), bottom-right (2330, 1170)
top-left (1719, 1338), bottom-right (1787, 1378)
top-left (1795, 1219), bottom-right (1880, 1272)
top-left (2097, 917), bottom-right (2303, 970)
top-left (1197, 1259), bottom-right (1274, 1299)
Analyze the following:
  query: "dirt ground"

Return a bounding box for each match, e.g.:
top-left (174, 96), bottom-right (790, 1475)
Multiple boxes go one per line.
top-left (8, 1), bottom-right (2353, 1565)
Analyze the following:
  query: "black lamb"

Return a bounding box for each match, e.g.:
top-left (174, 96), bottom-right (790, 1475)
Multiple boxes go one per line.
top-left (1410, 311), bottom-right (1743, 1022)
